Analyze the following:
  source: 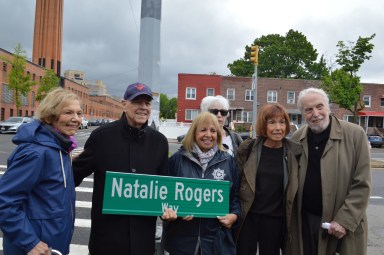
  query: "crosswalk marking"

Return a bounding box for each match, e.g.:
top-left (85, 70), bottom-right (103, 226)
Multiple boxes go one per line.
top-left (75, 187), bottom-right (93, 193)
top-left (76, 201), bottom-right (92, 208)
top-left (75, 218), bottom-right (91, 228)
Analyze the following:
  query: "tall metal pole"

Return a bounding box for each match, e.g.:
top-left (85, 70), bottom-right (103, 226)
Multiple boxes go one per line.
top-left (250, 45), bottom-right (259, 139)
top-left (252, 65), bottom-right (258, 139)
top-left (138, 0), bottom-right (162, 129)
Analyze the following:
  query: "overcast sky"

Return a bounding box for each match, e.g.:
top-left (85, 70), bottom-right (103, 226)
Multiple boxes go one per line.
top-left (1, 0), bottom-right (383, 98)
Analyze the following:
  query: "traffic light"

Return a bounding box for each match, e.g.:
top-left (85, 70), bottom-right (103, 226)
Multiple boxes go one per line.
top-left (250, 45), bottom-right (259, 65)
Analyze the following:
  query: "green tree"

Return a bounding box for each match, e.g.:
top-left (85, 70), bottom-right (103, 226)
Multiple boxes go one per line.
top-left (160, 93), bottom-right (177, 119)
top-left (227, 29), bottom-right (328, 79)
top-left (36, 69), bottom-right (59, 101)
top-left (321, 34), bottom-right (375, 123)
top-left (1, 43), bottom-right (36, 116)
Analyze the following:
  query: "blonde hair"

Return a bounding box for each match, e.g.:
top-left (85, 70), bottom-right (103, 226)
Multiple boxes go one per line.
top-left (182, 112), bottom-right (225, 153)
top-left (36, 87), bottom-right (81, 125)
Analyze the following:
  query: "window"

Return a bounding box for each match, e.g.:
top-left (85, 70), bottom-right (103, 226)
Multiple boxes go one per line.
top-left (245, 89), bottom-right (253, 101)
top-left (343, 115), bottom-right (354, 123)
top-left (267, 90), bottom-right (277, 103)
top-left (235, 111), bottom-right (242, 121)
top-left (2, 62), bottom-right (6, 72)
top-left (242, 111), bottom-right (253, 123)
top-left (287, 91), bottom-right (295, 104)
top-left (31, 91), bottom-right (35, 107)
top-left (363, 95), bottom-right (371, 107)
top-left (381, 98), bottom-right (384, 107)
top-left (227, 88), bottom-right (235, 101)
top-left (206, 88), bottom-right (214, 96)
top-left (186, 87), bottom-right (196, 100)
top-left (21, 93), bottom-right (28, 106)
top-left (185, 109), bottom-right (199, 120)
top-left (2, 84), bottom-right (14, 103)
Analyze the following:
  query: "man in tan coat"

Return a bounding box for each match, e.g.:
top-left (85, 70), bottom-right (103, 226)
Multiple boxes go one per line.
top-left (289, 88), bottom-right (371, 255)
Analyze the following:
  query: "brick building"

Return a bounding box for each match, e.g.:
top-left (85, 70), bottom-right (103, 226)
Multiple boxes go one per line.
top-left (177, 73), bottom-right (384, 132)
top-left (0, 48), bottom-right (122, 121)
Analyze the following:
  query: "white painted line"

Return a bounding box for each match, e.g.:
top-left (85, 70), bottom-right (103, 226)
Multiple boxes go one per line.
top-left (370, 196), bottom-right (383, 199)
top-left (75, 187), bottom-right (93, 193)
top-left (0, 165), bottom-right (6, 169)
top-left (75, 218), bottom-right (91, 228)
top-left (0, 237), bottom-right (89, 255)
top-left (76, 201), bottom-right (92, 208)
top-left (69, 243), bottom-right (89, 255)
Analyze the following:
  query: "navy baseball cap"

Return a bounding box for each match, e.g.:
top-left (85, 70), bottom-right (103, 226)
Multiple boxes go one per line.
top-left (123, 82), bottom-right (153, 101)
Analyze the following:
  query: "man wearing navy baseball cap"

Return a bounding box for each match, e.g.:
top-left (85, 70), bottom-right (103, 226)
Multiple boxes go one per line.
top-left (73, 82), bottom-right (176, 255)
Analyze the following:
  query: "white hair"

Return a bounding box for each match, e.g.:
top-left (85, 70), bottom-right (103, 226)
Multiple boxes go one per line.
top-left (200, 95), bottom-right (230, 112)
top-left (297, 87), bottom-right (330, 114)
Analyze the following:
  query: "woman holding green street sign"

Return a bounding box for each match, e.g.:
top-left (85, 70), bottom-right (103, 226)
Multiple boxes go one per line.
top-left (162, 111), bottom-right (241, 255)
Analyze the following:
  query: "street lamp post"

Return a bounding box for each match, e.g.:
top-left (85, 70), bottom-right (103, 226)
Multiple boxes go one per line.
top-left (250, 45), bottom-right (259, 139)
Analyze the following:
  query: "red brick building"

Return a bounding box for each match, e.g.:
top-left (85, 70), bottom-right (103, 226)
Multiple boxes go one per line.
top-left (177, 73), bottom-right (221, 122)
top-left (177, 73), bottom-right (384, 132)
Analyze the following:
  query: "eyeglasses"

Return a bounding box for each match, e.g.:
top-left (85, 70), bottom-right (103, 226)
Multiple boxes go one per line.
top-left (209, 109), bottom-right (228, 116)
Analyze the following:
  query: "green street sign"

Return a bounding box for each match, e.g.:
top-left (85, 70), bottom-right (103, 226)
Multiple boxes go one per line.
top-left (102, 171), bottom-right (230, 218)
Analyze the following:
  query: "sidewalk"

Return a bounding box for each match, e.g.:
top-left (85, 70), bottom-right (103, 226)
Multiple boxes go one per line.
top-left (367, 205), bottom-right (384, 254)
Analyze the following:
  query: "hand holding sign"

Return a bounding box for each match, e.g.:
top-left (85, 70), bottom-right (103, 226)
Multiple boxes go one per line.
top-left (161, 208), bottom-right (177, 221)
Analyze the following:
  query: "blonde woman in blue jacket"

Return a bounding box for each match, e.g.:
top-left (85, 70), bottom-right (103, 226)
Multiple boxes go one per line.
top-left (0, 88), bottom-right (81, 255)
top-left (163, 112), bottom-right (241, 255)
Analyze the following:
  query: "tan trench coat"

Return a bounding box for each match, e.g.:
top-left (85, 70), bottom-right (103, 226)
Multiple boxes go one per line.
top-left (288, 116), bottom-right (371, 255)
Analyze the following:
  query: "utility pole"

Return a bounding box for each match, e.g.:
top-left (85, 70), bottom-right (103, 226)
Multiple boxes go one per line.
top-left (250, 45), bottom-right (259, 139)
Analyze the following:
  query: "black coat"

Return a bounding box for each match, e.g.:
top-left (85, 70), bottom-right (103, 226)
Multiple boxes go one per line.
top-left (73, 114), bottom-right (169, 255)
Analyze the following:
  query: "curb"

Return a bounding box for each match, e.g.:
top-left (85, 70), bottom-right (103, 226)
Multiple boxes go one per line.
top-left (371, 160), bottom-right (384, 169)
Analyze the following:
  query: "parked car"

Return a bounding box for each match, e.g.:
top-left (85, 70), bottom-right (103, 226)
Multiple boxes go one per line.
top-left (367, 135), bottom-right (383, 148)
top-left (177, 134), bottom-right (185, 143)
top-left (89, 118), bottom-right (101, 126)
top-left (0, 116), bottom-right (33, 134)
top-left (237, 132), bottom-right (251, 141)
top-left (79, 117), bottom-right (89, 129)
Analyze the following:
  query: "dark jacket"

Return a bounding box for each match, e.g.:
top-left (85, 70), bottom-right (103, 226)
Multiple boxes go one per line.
top-left (73, 113), bottom-right (169, 255)
top-left (163, 148), bottom-right (241, 255)
top-left (235, 137), bottom-right (302, 241)
top-left (0, 120), bottom-right (75, 255)
top-left (223, 126), bottom-right (243, 157)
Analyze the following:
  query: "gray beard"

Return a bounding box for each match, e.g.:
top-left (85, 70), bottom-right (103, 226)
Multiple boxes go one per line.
top-left (308, 117), bottom-right (330, 134)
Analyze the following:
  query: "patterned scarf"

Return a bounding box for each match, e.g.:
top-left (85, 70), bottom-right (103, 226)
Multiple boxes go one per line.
top-left (192, 143), bottom-right (218, 171)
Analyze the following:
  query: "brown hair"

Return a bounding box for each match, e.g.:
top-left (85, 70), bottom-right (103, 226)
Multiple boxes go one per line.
top-left (256, 103), bottom-right (291, 137)
top-left (182, 112), bottom-right (225, 153)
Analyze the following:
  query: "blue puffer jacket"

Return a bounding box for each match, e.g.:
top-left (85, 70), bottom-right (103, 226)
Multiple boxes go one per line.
top-left (0, 121), bottom-right (76, 255)
top-left (163, 147), bottom-right (241, 255)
